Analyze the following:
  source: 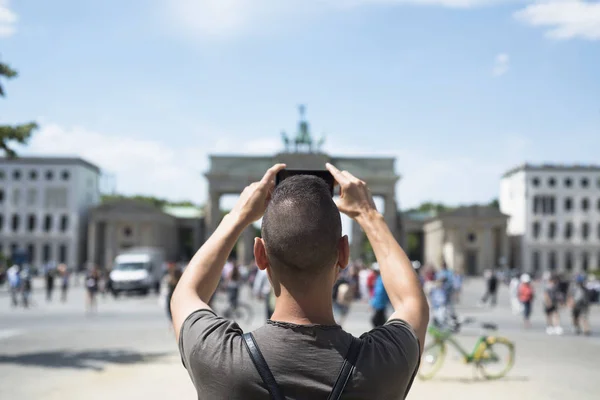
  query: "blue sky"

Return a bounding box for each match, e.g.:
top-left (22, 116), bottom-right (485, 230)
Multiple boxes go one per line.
top-left (1, 0), bottom-right (599, 210)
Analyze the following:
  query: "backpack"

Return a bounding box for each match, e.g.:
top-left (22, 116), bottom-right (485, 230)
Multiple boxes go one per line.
top-left (336, 282), bottom-right (355, 305)
top-left (518, 283), bottom-right (534, 302)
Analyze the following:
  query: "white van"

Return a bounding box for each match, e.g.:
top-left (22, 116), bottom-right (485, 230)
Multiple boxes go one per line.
top-left (109, 247), bottom-right (165, 296)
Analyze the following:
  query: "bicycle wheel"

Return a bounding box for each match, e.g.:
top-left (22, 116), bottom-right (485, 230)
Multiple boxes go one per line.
top-left (476, 337), bottom-right (515, 380)
top-left (418, 340), bottom-right (446, 380)
top-left (232, 303), bottom-right (254, 324)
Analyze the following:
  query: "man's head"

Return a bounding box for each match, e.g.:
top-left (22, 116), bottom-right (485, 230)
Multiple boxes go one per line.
top-left (256, 175), bottom-right (348, 291)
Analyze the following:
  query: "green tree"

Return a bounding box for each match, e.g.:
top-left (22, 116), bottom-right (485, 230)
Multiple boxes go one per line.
top-left (488, 198), bottom-right (500, 209)
top-left (0, 61), bottom-right (38, 157)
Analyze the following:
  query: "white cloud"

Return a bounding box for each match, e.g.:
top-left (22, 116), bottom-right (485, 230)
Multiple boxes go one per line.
top-left (23, 123), bottom-right (282, 204)
top-left (514, 0), bottom-right (600, 40)
top-left (162, 0), bottom-right (514, 38)
top-left (0, 0), bottom-right (17, 38)
top-left (492, 53), bottom-right (510, 77)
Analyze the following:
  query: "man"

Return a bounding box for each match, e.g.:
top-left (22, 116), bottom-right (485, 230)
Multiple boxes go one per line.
top-left (252, 266), bottom-right (274, 320)
top-left (480, 268), bottom-right (499, 307)
top-left (518, 273), bottom-right (534, 329)
top-left (569, 274), bottom-right (591, 335)
top-left (370, 268), bottom-right (389, 327)
top-left (7, 264), bottom-right (21, 307)
top-left (170, 163), bottom-right (429, 399)
top-left (544, 275), bottom-right (563, 335)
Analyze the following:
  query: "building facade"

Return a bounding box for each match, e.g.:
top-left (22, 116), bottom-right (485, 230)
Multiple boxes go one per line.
top-left (423, 206), bottom-right (509, 276)
top-left (0, 157), bottom-right (101, 268)
top-left (500, 164), bottom-right (600, 275)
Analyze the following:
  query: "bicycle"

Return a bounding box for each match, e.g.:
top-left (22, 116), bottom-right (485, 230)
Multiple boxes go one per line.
top-left (418, 317), bottom-right (515, 380)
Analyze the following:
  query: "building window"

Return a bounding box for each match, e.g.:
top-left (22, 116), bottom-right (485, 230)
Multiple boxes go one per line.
top-left (29, 170), bottom-right (38, 180)
top-left (124, 226), bottom-right (132, 237)
top-left (564, 198), bottom-right (573, 211)
top-left (46, 170), bottom-right (54, 180)
top-left (532, 177), bottom-right (540, 187)
top-left (548, 177), bottom-right (556, 187)
top-left (62, 171), bottom-right (70, 181)
top-left (11, 214), bottom-right (20, 232)
top-left (581, 177), bottom-right (589, 188)
top-left (565, 222), bottom-right (573, 240)
top-left (565, 252), bottom-right (573, 271)
top-left (27, 244), bottom-right (35, 264)
top-left (13, 170), bottom-right (21, 180)
top-left (0, 171), bottom-right (4, 180)
top-left (532, 222), bottom-right (540, 239)
top-left (565, 178), bottom-right (572, 188)
top-left (43, 244), bottom-right (51, 263)
top-left (582, 253), bottom-right (589, 272)
top-left (60, 215), bottom-right (69, 232)
top-left (597, 198), bottom-right (600, 211)
top-left (26, 188), bottom-right (37, 206)
top-left (582, 198), bottom-right (589, 211)
top-left (59, 244), bottom-right (67, 263)
top-left (28, 214), bottom-right (36, 232)
top-left (549, 251), bottom-right (557, 271)
top-left (534, 196), bottom-right (556, 215)
top-left (0, 189), bottom-right (4, 203)
top-left (598, 223), bottom-right (600, 240)
top-left (532, 251), bottom-right (540, 274)
top-left (467, 233), bottom-right (476, 243)
top-left (44, 215), bottom-right (53, 232)
top-left (0, 214), bottom-right (3, 231)
top-left (44, 187), bottom-right (68, 209)
top-left (12, 188), bottom-right (20, 206)
top-left (10, 243), bottom-right (17, 256)
top-left (582, 222), bottom-right (590, 240)
top-left (548, 222), bottom-right (556, 240)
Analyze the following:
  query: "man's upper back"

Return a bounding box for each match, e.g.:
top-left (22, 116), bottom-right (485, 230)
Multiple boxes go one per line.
top-left (179, 310), bottom-right (420, 399)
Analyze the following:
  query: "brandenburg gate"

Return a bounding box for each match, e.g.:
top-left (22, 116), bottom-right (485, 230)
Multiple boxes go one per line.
top-left (205, 106), bottom-right (403, 265)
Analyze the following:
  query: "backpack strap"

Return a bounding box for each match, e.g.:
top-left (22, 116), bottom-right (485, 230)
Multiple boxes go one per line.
top-left (326, 336), bottom-right (363, 400)
top-left (242, 332), bottom-right (285, 400)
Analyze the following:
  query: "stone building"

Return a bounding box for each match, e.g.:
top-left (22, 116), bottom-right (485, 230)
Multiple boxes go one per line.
top-left (87, 199), bottom-right (204, 269)
top-left (423, 206), bottom-right (509, 275)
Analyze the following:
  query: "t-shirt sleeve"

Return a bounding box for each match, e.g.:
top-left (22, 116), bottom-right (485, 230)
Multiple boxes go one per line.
top-left (178, 309), bottom-right (243, 377)
top-left (360, 319), bottom-right (421, 397)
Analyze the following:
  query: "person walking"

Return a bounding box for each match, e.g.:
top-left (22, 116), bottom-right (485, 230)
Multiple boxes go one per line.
top-left (57, 264), bottom-right (69, 302)
top-left (518, 274), bottom-right (534, 329)
top-left (20, 265), bottom-right (33, 308)
top-left (569, 274), bottom-right (591, 335)
top-left (165, 263), bottom-right (183, 322)
top-left (170, 163), bottom-right (428, 399)
top-left (225, 262), bottom-right (241, 317)
top-left (333, 272), bottom-right (355, 327)
top-left (85, 266), bottom-right (100, 314)
top-left (370, 270), bottom-right (390, 327)
top-left (7, 264), bottom-right (21, 307)
top-left (252, 267), bottom-right (274, 320)
top-left (480, 268), bottom-right (499, 307)
top-left (44, 262), bottom-right (56, 302)
top-left (509, 272), bottom-right (522, 315)
top-left (544, 275), bottom-right (563, 335)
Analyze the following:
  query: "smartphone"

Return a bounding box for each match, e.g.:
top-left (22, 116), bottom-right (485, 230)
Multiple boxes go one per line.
top-left (275, 169), bottom-right (335, 196)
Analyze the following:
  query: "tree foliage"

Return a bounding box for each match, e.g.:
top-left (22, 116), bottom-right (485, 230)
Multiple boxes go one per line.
top-left (101, 193), bottom-right (198, 209)
top-left (0, 60), bottom-right (38, 157)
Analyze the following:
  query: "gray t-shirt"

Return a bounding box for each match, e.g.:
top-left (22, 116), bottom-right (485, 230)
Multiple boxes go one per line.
top-left (178, 309), bottom-right (420, 399)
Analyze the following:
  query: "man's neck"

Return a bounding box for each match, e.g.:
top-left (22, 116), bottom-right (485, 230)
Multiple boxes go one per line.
top-left (270, 288), bottom-right (337, 326)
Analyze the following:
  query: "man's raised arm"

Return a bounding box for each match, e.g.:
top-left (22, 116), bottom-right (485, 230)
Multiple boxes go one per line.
top-left (326, 163), bottom-right (429, 350)
top-left (170, 163), bottom-right (286, 341)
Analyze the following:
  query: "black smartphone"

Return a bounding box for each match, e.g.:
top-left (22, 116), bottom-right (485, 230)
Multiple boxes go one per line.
top-left (275, 169), bottom-right (335, 196)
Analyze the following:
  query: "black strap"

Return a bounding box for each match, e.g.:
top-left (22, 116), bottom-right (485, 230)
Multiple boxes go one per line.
top-left (327, 336), bottom-right (362, 400)
top-left (243, 332), bottom-right (363, 400)
top-left (243, 332), bottom-right (285, 400)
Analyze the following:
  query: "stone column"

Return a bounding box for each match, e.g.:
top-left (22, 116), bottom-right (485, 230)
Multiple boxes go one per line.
top-left (383, 194), bottom-right (399, 240)
top-left (88, 221), bottom-right (97, 266)
top-left (351, 220), bottom-right (364, 261)
top-left (206, 190), bottom-right (221, 238)
top-left (104, 222), bottom-right (114, 270)
top-left (481, 227), bottom-right (494, 273)
top-left (236, 226), bottom-right (256, 266)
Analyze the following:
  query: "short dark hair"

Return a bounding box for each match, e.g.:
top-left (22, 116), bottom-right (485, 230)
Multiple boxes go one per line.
top-left (262, 175), bottom-right (342, 277)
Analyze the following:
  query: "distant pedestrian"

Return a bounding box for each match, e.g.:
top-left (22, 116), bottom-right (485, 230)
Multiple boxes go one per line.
top-left (370, 267), bottom-right (389, 327)
top-left (20, 266), bottom-right (33, 308)
top-left (367, 263), bottom-right (379, 299)
top-left (544, 275), bottom-right (563, 335)
top-left (85, 266), bottom-right (100, 313)
top-left (569, 274), bottom-right (591, 336)
top-left (165, 263), bottom-right (182, 322)
top-left (333, 271), bottom-right (356, 326)
top-left (7, 264), bottom-right (21, 307)
top-left (518, 273), bottom-right (534, 329)
top-left (358, 263), bottom-right (370, 301)
top-left (44, 262), bottom-right (56, 302)
top-left (509, 273), bottom-right (522, 315)
top-left (480, 268), bottom-right (499, 307)
top-left (57, 264), bottom-right (69, 302)
top-left (252, 267), bottom-right (274, 320)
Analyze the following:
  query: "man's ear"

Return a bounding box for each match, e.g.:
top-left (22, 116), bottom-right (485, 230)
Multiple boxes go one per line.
top-left (254, 238), bottom-right (269, 271)
top-left (337, 235), bottom-right (350, 269)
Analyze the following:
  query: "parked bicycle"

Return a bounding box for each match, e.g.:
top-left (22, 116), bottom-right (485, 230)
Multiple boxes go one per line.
top-left (418, 317), bottom-right (515, 380)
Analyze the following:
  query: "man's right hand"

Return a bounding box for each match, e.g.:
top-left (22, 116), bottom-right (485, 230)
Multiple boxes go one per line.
top-left (325, 163), bottom-right (377, 219)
